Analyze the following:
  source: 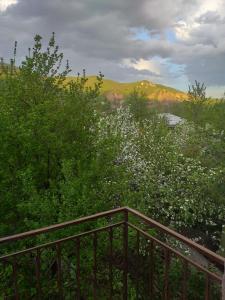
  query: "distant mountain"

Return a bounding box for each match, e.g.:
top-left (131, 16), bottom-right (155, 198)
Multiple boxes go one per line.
top-left (66, 76), bottom-right (188, 102)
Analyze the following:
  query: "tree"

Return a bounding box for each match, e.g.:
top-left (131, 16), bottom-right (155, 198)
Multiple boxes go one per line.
top-left (124, 89), bottom-right (153, 122)
top-left (186, 80), bottom-right (208, 124)
top-left (188, 80), bottom-right (207, 103)
top-left (0, 33), bottom-right (104, 235)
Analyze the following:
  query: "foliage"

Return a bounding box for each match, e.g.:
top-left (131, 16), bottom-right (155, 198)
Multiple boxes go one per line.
top-left (188, 80), bottom-right (207, 104)
top-left (0, 34), bottom-right (224, 298)
top-left (0, 34), bottom-right (224, 246)
top-left (0, 33), bottom-right (104, 236)
top-left (124, 89), bottom-right (154, 122)
top-left (97, 107), bottom-right (224, 248)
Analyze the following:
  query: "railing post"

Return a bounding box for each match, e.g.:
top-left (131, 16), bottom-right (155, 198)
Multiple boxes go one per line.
top-left (222, 262), bottom-right (225, 300)
top-left (76, 237), bottom-right (81, 300)
top-left (149, 240), bottom-right (154, 299)
top-left (123, 209), bottom-right (128, 300)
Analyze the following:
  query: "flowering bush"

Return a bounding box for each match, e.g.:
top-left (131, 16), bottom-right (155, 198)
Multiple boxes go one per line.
top-left (96, 107), bottom-right (225, 248)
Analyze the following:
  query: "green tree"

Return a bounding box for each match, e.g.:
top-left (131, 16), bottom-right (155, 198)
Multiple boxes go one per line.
top-left (187, 80), bottom-right (208, 124)
top-left (0, 33), bottom-right (104, 235)
top-left (124, 89), bottom-right (153, 122)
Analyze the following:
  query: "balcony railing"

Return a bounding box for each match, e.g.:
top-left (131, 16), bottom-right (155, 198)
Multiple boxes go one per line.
top-left (0, 207), bottom-right (224, 299)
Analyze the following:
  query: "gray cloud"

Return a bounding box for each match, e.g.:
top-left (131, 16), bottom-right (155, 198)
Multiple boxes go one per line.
top-left (195, 11), bottom-right (224, 24)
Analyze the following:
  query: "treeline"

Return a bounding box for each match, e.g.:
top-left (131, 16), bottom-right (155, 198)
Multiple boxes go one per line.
top-left (0, 33), bottom-right (225, 299)
top-left (0, 34), bottom-right (224, 254)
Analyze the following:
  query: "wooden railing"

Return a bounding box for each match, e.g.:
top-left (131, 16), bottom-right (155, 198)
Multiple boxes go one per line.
top-left (0, 207), bottom-right (224, 299)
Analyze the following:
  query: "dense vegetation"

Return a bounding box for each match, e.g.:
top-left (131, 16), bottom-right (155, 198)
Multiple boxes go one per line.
top-left (0, 34), bottom-right (224, 298)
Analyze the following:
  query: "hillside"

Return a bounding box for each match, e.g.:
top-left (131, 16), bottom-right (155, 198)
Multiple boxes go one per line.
top-left (0, 62), bottom-right (18, 75)
top-left (66, 76), bottom-right (188, 102)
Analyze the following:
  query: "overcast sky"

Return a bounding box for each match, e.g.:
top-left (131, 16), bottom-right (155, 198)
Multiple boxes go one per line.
top-left (1, 0), bottom-right (225, 97)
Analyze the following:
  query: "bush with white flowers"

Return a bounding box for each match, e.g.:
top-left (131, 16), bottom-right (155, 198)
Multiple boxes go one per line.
top-left (97, 107), bottom-right (225, 247)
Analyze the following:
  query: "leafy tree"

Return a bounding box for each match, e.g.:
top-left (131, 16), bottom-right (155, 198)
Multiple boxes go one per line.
top-left (188, 80), bottom-right (207, 103)
top-left (186, 80), bottom-right (208, 124)
top-left (124, 89), bottom-right (153, 122)
top-left (0, 33), bottom-right (104, 235)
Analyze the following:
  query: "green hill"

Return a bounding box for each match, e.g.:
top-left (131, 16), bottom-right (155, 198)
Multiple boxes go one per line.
top-left (0, 62), bottom-right (18, 75)
top-left (65, 76), bottom-right (188, 102)
top-left (0, 69), bottom-right (188, 102)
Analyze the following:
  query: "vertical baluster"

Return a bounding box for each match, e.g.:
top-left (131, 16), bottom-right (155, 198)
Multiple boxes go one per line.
top-left (136, 230), bottom-right (140, 299)
top-left (76, 237), bottom-right (81, 300)
top-left (149, 239), bottom-right (154, 299)
top-left (35, 249), bottom-right (42, 299)
top-left (222, 266), bottom-right (225, 300)
top-left (56, 243), bottom-right (63, 299)
top-left (93, 232), bottom-right (97, 300)
top-left (205, 274), bottom-right (210, 300)
top-left (1, 260), bottom-right (8, 300)
top-left (12, 257), bottom-right (19, 300)
top-left (164, 248), bottom-right (170, 300)
top-left (182, 260), bottom-right (188, 300)
top-left (109, 227), bottom-right (113, 300)
top-left (123, 210), bottom-right (128, 300)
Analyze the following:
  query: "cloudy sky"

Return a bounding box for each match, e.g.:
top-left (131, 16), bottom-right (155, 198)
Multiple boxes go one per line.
top-left (1, 0), bottom-right (225, 96)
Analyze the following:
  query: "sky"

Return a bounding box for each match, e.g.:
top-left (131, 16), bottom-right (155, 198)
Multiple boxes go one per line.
top-left (1, 0), bottom-right (225, 97)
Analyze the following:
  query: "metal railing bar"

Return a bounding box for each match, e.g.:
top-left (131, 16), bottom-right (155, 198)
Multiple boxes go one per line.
top-left (56, 243), bottom-right (63, 299)
top-left (0, 222), bottom-right (124, 260)
top-left (109, 227), bottom-right (113, 300)
top-left (123, 210), bottom-right (128, 300)
top-left (128, 222), bottom-right (222, 283)
top-left (136, 230), bottom-right (140, 299)
top-left (182, 259), bottom-right (188, 300)
top-left (164, 248), bottom-right (170, 300)
top-left (1, 206), bottom-right (223, 268)
top-left (126, 207), bottom-right (225, 266)
top-left (149, 239), bottom-right (154, 299)
top-left (93, 232), bottom-right (97, 300)
top-left (205, 273), bottom-right (210, 300)
top-left (76, 237), bottom-right (81, 300)
top-left (0, 207), bottom-right (126, 245)
top-left (12, 257), bottom-right (19, 300)
top-left (1, 206), bottom-right (224, 299)
top-left (35, 249), bottom-right (42, 299)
